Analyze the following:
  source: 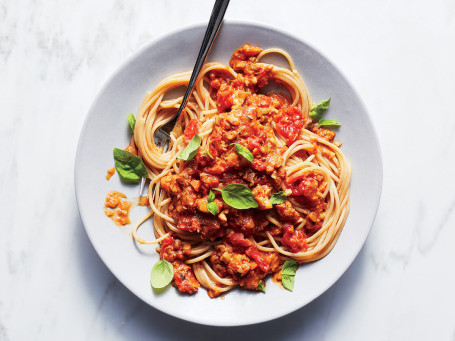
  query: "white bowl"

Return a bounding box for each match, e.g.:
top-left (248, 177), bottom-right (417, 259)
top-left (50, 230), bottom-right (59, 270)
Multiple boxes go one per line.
top-left (75, 21), bottom-right (382, 326)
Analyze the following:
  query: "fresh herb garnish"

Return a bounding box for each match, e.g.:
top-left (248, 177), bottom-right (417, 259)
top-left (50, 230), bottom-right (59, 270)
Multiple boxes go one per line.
top-left (208, 189), bottom-right (215, 201)
top-left (113, 148), bottom-right (148, 183)
top-left (150, 259), bottom-right (173, 289)
top-left (206, 190), bottom-right (219, 216)
top-left (270, 191), bottom-right (287, 205)
top-left (127, 113), bottom-right (136, 133)
top-left (258, 280), bottom-right (266, 293)
top-left (281, 260), bottom-right (298, 292)
top-left (309, 98), bottom-right (341, 128)
top-left (317, 119), bottom-right (341, 128)
top-left (214, 184), bottom-right (258, 210)
top-left (309, 98), bottom-right (331, 121)
top-left (231, 143), bottom-right (254, 162)
top-left (177, 134), bottom-right (201, 161)
top-left (201, 149), bottom-right (214, 159)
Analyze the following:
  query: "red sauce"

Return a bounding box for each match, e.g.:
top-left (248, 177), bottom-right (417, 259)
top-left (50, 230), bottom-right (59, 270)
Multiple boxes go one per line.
top-left (104, 191), bottom-right (131, 226)
top-left (280, 223), bottom-right (308, 253)
top-left (172, 261), bottom-right (200, 294)
top-left (156, 44), bottom-right (337, 297)
top-left (183, 119), bottom-right (201, 145)
top-left (105, 167), bottom-right (115, 180)
top-left (125, 139), bottom-right (137, 155)
top-left (274, 106), bottom-right (307, 145)
top-left (104, 192), bottom-right (150, 226)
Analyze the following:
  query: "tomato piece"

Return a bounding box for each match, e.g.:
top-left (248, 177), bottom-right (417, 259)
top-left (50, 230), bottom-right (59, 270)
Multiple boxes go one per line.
top-left (274, 106), bottom-right (306, 145)
top-left (280, 223), bottom-right (308, 253)
top-left (286, 174), bottom-right (319, 200)
top-left (183, 119), bottom-right (201, 145)
top-left (216, 84), bottom-right (234, 113)
top-left (226, 232), bottom-right (253, 248)
top-left (245, 246), bottom-right (270, 272)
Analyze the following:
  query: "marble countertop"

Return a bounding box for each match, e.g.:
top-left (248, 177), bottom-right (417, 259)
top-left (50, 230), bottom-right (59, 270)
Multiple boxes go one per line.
top-left (1, 0), bottom-right (455, 340)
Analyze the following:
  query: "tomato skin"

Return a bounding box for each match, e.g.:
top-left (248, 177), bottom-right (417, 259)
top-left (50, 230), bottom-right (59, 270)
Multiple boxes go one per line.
top-left (274, 106), bottom-right (306, 145)
top-left (183, 119), bottom-right (201, 145)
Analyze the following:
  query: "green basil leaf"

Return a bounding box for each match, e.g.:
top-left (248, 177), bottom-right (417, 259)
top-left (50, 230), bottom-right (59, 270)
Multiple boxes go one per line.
top-left (113, 148), bottom-right (148, 183)
top-left (128, 113), bottom-right (136, 133)
top-left (309, 98), bottom-right (331, 121)
top-left (208, 189), bottom-right (215, 202)
top-left (218, 184), bottom-right (258, 210)
top-left (270, 191), bottom-right (287, 205)
top-left (150, 259), bottom-right (173, 289)
top-left (206, 202), bottom-right (219, 216)
top-left (232, 143), bottom-right (253, 162)
top-left (177, 134), bottom-right (201, 161)
top-left (281, 260), bottom-right (298, 275)
top-left (317, 119), bottom-right (341, 128)
top-left (282, 274), bottom-right (295, 291)
top-left (281, 260), bottom-right (298, 292)
top-left (258, 280), bottom-right (266, 293)
top-left (202, 150), bottom-right (214, 159)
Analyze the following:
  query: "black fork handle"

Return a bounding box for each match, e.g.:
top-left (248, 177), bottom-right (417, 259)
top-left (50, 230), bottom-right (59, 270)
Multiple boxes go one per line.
top-left (169, 0), bottom-right (230, 127)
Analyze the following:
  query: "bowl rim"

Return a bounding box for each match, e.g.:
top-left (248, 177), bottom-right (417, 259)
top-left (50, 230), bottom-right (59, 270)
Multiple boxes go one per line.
top-left (74, 20), bottom-right (383, 326)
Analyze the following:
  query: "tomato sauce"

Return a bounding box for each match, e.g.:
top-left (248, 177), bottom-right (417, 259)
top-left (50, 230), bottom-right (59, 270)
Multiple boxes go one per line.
top-left (157, 44), bottom-right (337, 296)
top-left (104, 192), bottom-right (150, 226)
top-left (104, 191), bottom-right (132, 226)
top-left (183, 119), bottom-right (201, 145)
top-left (105, 167), bottom-right (115, 180)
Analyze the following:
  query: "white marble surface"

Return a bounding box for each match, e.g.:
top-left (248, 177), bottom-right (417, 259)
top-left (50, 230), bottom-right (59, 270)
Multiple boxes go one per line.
top-left (1, 0), bottom-right (455, 340)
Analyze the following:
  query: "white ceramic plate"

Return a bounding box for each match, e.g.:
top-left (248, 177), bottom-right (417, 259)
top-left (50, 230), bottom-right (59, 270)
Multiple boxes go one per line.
top-left (75, 22), bottom-right (382, 326)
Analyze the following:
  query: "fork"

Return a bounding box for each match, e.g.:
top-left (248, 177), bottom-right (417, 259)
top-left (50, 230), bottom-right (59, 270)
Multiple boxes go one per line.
top-left (139, 0), bottom-right (230, 196)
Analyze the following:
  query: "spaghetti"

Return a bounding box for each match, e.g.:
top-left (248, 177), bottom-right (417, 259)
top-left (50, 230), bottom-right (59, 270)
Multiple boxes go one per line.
top-left (130, 44), bottom-right (351, 297)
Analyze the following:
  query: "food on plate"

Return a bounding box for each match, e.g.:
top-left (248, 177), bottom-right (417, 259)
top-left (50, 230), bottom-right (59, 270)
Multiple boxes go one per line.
top-left (108, 44), bottom-right (350, 297)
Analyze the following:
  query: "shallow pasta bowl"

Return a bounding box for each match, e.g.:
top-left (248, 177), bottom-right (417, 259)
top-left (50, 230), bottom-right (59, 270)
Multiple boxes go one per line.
top-left (75, 21), bottom-right (382, 326)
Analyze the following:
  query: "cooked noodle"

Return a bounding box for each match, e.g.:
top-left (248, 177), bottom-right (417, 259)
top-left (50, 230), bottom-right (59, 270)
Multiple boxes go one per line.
top-left (130, 45), bottom-right (350, 297)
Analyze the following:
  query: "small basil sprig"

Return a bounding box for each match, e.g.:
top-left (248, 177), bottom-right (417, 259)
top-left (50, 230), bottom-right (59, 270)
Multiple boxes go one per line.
top-left (113, 148), bottom-right (148, 183)
top-left (206, 190), bottom-right (219, 215)
top-left (127, 114), bottom-right (136, 133)
top-left (270, 191), bottom-right (287, 205)
top-left (177, 134), bottom-right (201, 161)
top-left (309, 98), bottom-right (341, 127)
top-left (317, 119), bottom-right (341, 128)
top-left (309, 98), bottom-right (331, 121)
top-left (258, 280), bottom-right (266, 293)
top-left (201, 149), bottom-right (214, 159)
top-left (214, 184), bottom-right (258, 209)
top-left (150, 259), bottom-right (174, 289)
top-left (281, 260), bottom-right (298, 292)
top-left (231, 143), bottom-right (253, 162)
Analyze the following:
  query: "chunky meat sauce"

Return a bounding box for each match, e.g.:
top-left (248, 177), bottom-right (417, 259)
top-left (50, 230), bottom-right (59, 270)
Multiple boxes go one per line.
top-left (159, 45), bottom-right (335, 297)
